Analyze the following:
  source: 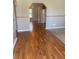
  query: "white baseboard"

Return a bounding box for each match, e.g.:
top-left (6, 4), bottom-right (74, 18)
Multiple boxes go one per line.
top-left (13, 38), bottom-right (17, 49)
top-left (17, 26), bottom-right (65, 32)
top-left (46, 26), bottom-right (65, 29)
top-left (17, 29), bottom-right (30, 32)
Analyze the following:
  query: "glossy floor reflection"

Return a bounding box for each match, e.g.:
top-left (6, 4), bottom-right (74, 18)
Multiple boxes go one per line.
top-left (13, 22), bottom-right (65, 59)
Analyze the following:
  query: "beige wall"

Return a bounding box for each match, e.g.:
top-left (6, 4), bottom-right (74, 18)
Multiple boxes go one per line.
top-left (15, 0), bottom-right (65, 32)
top-left (16, 0), bottom-right (64, 17)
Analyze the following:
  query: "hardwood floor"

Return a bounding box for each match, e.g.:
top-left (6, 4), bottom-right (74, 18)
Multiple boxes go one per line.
top-left (13, 22), bottom-right (65, 59)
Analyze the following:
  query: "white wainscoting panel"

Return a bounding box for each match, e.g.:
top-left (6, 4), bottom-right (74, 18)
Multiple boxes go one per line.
top-left (17, 17), bottom-right (30, 32)
top-left (17, 16), bottom-right (65, 32)
top-left (46, 16), bottom-right (65, 29)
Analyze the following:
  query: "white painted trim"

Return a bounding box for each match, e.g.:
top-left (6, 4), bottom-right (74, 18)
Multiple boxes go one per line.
top-left (17, 26), bottom-right (65, 32)
top-left (17, 29), bottom-right (30, 32)
top-left (46, 26), bottom-right (65, 29)
top-left (13, 38), bottom-right (17, 49)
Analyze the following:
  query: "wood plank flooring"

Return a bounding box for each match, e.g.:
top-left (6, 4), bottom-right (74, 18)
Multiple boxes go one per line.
top-left (13, 22), bottom-right (65, 59)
